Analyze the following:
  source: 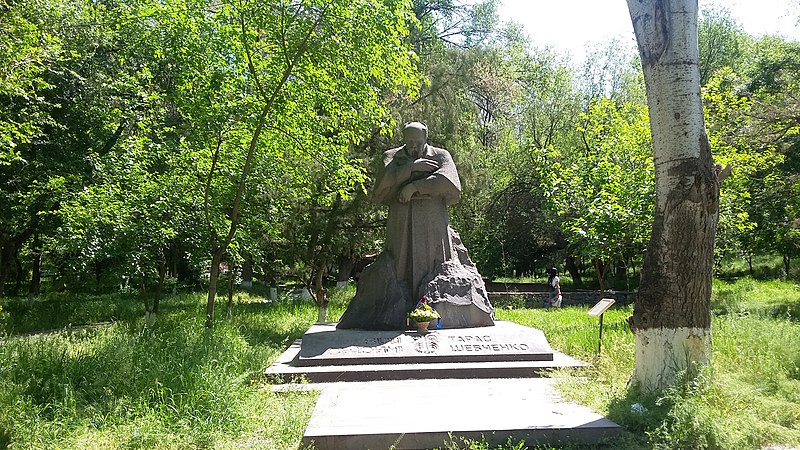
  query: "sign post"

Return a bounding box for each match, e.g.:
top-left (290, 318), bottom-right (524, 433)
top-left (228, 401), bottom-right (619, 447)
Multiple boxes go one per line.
top-left (587, 298), bottom-right (616, 355)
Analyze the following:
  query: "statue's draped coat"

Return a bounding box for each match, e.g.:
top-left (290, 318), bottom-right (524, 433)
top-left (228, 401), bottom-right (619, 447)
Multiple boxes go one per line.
top-left (373, 144), bottom-right (461, 300)
top-left (337, 144), bottom-right (493, 330)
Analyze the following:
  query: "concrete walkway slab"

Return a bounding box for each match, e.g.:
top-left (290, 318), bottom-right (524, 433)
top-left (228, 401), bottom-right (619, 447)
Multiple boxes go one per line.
top-left (298, 378), bottom-right (621, 449)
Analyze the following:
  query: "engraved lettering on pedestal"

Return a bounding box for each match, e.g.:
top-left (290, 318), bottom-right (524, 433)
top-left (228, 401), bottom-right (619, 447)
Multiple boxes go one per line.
top-left (413, 334), bottom-right (440, 354)
top-left (450, 335), bottom-right (494, 343)
top-left (448, 339), bottom-right (529, 352)
top-left (364, 336), bottom-right (403, 346)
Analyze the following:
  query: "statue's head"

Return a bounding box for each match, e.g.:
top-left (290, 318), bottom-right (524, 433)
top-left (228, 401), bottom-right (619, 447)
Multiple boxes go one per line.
top-left (402, 122), bottom-right (427, 154)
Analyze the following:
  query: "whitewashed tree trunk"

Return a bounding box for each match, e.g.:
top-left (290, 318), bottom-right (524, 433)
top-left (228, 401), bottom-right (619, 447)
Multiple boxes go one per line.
top-left (311, 264), bottom-right (329, 323)
top-left (317, 305), bottom-right (328, 323)
top-left (626, 0), bottom-right (728, 392)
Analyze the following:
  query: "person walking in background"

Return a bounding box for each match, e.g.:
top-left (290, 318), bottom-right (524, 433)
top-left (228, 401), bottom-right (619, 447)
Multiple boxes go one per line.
top-left (546, 267), bottom-right (562, 310)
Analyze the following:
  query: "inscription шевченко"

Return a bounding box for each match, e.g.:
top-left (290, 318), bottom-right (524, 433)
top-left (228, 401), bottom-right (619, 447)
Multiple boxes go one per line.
top-left (449, 343), bottom-right (530, 352)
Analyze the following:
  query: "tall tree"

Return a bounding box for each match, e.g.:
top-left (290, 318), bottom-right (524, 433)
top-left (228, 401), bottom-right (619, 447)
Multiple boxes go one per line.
top-left (625, 0), bottom-right (730, 392)
top-left (0, 0), bottom-right (143, 296)
top-left (697, 5), bottom-right (749, 85)
top-left (179, 0), bottom-right (419, 326)
top-left (546, 98), bottom-right (654, 292)
top-left (741, 36), bottom-right (800, 275)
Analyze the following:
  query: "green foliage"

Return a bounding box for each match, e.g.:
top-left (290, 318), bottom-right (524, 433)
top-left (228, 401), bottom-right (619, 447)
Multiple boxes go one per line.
top-left (0, 0), bottom-right (142, 295)
top-left (1, 0), bottom-right (421, 306)
top-left (703, 68), bottom-right (784, 265)
top-left (1, 0), bottom-right (799, 298)
top-left (540, 95), bottom-right (653, 289)
top-left (701, 34), bottom-right (800, 271)
top-left (698, 5), bottom-right (751, 85)
top-left (0, 0), bottom-right (51, 165)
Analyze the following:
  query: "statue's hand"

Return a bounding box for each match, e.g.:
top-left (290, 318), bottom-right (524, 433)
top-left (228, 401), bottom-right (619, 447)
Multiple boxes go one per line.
top-left (398, 183), bottom-right (418, 203)
top-left (412, 158), bottom-right (438, 173)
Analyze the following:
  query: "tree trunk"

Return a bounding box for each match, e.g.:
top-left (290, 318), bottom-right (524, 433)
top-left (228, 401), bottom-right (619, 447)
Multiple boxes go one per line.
top-left (0, 224), bottom-right (37, 298)
top-left (29, 248), bottom-right (41, 306)
top-left (140, 273), bottom-right (157, 328)
top-left (0, 242), bottom-right (14, 297)
top-left (317, 303), bottom-right (328, 323)
top-left (626, 0), bottom-right (727, 392)
top-left (336, 254), bottom-right (355, 288)
top-left (241, 254), bottom-right (253, 288)
top-left (783, 253), bottom-right (790, 278)
top-left (269, 282), bottom-right (278, 302)
top-left (95, 260), bottom-right (103, 293)
top-left (206, 249), bottom-right (224, 328)
top-left (153, 251), bottom-right (166, 316)
top-left (12, 254), bottom-right (23, 296)
top-left (565, 254), bottom-right (582, 286)
top-left (202, 47), bottom-right (293, 327)
top-left (226, 262), bottom-right (235, 317)
top-left (593, 258), bottom-right (609, 293)
top-left (199, 11), bottom-right (321, 328)
top-left (615, 259), bottom-right (627, 281)
top-left (311, 263), bottom-right (328, 322)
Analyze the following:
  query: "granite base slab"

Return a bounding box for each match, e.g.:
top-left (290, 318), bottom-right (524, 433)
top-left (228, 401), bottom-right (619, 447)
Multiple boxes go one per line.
top-left (298, 378), bottom-right (621, 449)
top-left (265, 321), bottom-right (585, 383)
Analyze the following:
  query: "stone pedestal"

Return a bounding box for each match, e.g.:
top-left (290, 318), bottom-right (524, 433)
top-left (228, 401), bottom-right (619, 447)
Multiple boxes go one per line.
top-left (265, 321), bottom-right (621, 449)
top-left (265, 321), bottom-right (584, 382)
top-left (299, 321), bottom-right (553, 366)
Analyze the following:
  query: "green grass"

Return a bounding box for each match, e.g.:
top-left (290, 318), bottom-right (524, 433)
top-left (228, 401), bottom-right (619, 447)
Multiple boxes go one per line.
top-left (1, 280), bottom-right (799, 449)
top-left (492, 277), bottom-right (800, 450)
top-left (0, 288), bottom-right (354, 449)
top-left (716, 253), bottom-right (789, 281)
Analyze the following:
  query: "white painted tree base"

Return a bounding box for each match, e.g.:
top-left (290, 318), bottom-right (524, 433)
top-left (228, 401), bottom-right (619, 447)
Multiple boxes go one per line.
top-left (269, 287), bottom-right (278, 302)
top-left (631, 327), bottom-right (711, 393)
top-left (317, 306), bottom-right (328, 323)
top-left (145, 311), bottom-right (157, 328)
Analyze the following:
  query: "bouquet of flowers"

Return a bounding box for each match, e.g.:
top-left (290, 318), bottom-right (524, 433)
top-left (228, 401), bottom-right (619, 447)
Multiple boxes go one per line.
top-left (408, 297), bottom-right (441, 323)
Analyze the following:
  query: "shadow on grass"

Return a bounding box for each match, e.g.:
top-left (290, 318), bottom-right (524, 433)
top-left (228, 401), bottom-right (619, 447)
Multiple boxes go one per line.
top-left (713, 297), bottom-right (800, 323)
top-left (2, 292), bottom-right (143, 335)
top-left (760, 301), bottom-right (800, 322)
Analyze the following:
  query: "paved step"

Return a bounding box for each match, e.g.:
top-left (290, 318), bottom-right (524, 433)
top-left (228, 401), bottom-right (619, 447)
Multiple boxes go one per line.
top-left (294, 378), bottom-right (621, 449)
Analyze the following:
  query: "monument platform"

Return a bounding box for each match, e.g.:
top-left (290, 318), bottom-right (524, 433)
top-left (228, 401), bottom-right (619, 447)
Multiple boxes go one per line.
top-left (265, 321), bottom-right (586, 382)
top-left (281, 378), bottom-right (621, 449)
top-left (266, 321), bottom-right (621, 448)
